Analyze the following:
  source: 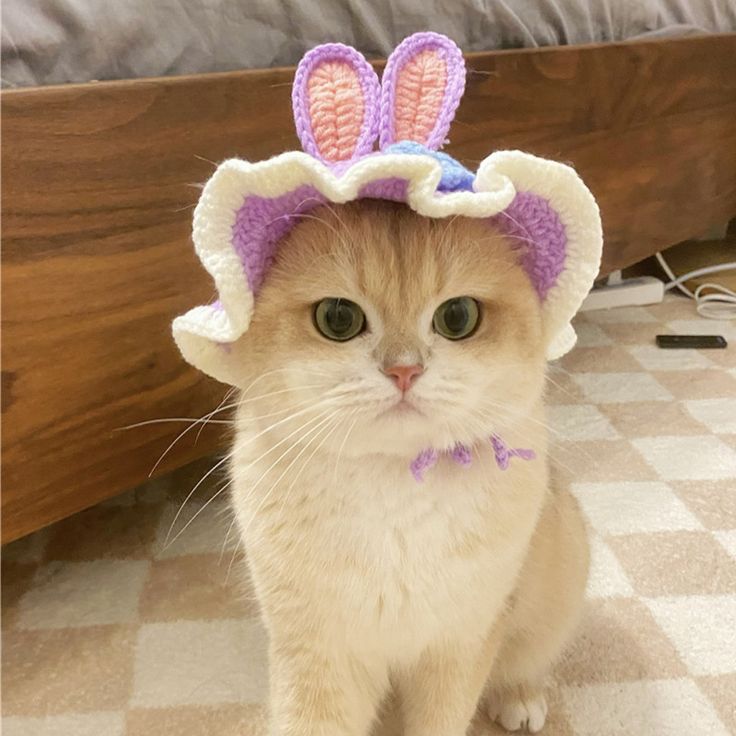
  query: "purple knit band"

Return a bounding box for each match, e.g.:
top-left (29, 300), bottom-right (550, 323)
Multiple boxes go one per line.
top-left (410, 435), bottom-right (535, 482)
top-left (411, 448), bottom-right (439, 482)
top-left (495, 191), bottom-right (567, 300)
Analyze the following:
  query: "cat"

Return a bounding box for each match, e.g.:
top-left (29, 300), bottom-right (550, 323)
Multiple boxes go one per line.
top-left (225, 198), bottom-right (589, 735)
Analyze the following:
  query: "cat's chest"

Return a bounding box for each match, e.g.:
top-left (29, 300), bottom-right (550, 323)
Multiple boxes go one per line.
top-left (238, 452), bottom-right (539, 647)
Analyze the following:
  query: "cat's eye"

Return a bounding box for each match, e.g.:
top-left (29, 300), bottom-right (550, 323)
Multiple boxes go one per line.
top-left (313, 298), bottom-right (366, 341)
top-left (433, 297), bottom-right (480, 340)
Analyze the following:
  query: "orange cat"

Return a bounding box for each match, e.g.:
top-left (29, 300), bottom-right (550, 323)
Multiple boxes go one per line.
top-left (224, 201), bottom-right (589, 734)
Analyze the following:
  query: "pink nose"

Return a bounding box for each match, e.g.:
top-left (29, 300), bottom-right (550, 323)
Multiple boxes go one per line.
top-left (384, 364), bottom-right (424, 392)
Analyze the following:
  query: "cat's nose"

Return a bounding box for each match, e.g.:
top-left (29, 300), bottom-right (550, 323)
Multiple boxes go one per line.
top-left (383, 364), bottom-right (424, 392)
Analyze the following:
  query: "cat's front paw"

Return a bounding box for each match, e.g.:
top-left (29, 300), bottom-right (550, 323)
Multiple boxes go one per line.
top-left (488, 691), bottom-right (548, 733)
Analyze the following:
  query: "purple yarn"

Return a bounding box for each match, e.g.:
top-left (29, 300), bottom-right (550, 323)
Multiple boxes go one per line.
top-left (450, 442), bottom-right (473, 466)
top-left (379, 32), bottom-right (466, 151)
top-left (358, 177), bottom-right (409, 201)
top-left (495, 191), bottom-right (567, 300)
top-left (411, 448), bottom-right (439, 482)
top-left (411, 435), bottom-right (535, 481)
top-left (292, 43), bottom-right (380, 163)
top-left (490, 434), bottom-right (537, 471)
top-left (232, 185), bottom-right (325, 293)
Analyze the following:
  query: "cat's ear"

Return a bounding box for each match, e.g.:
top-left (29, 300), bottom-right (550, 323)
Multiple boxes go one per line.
top-left (379, 32), bottom-right (465, 151)
top-left (292, 43), bottom-right (380, 164)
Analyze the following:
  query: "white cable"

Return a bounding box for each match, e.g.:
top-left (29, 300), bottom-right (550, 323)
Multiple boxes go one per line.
top-left (694, 282), bottom-right (736, 319)
top-left (655, 252), bottom-right (694, 298)
top-left (655, 252), bottom-right (736, 320)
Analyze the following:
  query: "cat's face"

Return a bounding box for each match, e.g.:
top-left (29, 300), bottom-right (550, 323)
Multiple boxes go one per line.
top-left (230, 201), bottom-right (546, 457)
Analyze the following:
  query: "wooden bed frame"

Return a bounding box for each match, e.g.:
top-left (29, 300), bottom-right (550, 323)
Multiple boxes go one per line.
top-left (3, 34), bottom-right (735, 542)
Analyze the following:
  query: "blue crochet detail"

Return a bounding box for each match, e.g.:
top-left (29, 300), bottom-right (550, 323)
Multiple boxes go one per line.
top-left (385, 141), bottom-right (475, 192)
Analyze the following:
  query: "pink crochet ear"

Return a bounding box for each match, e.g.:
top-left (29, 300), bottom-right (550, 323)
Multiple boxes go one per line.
top-left (379, 32), bottom-right (465, 151)
top-left (292, 43), bottom-right (380, 164)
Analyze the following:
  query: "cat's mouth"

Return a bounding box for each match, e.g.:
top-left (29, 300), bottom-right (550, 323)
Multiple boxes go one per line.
top-left (379, 397), bottom-right (425, 418)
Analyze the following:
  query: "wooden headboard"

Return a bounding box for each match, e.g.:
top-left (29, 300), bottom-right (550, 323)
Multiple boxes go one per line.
top-left (3, 34), bottom-right (735, 541)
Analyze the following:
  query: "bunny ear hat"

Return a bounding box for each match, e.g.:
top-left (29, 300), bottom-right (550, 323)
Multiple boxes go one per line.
top-left (173, 32), bottom-right (602, 385)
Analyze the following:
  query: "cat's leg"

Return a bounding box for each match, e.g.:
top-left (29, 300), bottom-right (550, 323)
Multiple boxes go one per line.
top-left (268, 639), bottom-right (387, 736)
top-left (486, 489), bottom-right (589, 733)
top-left (397, 624), bottom-right (504, 736)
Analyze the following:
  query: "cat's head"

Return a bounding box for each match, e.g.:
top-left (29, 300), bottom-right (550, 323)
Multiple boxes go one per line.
top-left (172, 32), bottom-right (602, 451)
top-left (226, 200), bottom-right (546, 455)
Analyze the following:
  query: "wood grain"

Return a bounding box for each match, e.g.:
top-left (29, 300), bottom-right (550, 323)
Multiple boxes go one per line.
top-left (3, 35), bottom-right (736, 541)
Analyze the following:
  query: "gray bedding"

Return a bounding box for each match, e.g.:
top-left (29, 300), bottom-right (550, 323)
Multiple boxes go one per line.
top-left (3, 0), bottom-right (735, 88)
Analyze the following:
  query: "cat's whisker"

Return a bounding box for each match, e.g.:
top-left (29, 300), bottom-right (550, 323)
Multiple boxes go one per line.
top-left (116, 417), bottom-right (234, 429)
top-left (263, 413), bottom-right (349, 557)
top-left (332, 409), bottom-right (360, 482)
top-left (219, 515), bottom-right (239, 566)
top-left (469, 406), bottom-right (594, 476)
top-left (195, 386), bottom-right (239, 442)
top-left (236, 411), bottom-right (342, 542)
top-left (235, 383), bottom-right (333, 408)
top-left (163, 401), bottom-right (339, 548)
top-left (164, 476), bottom-right (234, 551)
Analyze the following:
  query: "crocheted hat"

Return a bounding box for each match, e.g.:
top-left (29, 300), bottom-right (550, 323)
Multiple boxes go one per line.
top-left (173, 32), bottom-right (602, 385)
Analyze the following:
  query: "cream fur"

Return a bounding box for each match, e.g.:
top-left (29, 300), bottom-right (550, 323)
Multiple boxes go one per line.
top-left (226, 202), bottom-right (589, 735)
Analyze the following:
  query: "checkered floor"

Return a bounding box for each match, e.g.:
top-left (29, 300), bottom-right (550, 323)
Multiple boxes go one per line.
top-left (3, 295), bottom-right (735, 736)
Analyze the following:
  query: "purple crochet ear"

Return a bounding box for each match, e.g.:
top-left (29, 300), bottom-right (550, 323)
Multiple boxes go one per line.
top-left (379, 32), bottom-right (465, 151)
top-left (495, 192), bottom-right (568, 300)
top-left (292, 43), bottom-right (380, 164)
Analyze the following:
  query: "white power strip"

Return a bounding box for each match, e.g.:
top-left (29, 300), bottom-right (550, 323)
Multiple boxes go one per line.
top-left (579, 276), bottom-right (665, 312)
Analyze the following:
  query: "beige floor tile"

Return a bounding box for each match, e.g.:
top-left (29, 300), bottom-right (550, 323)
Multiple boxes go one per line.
top-left (556, 599), bottom-right (686, 686)
top-left (44, 502), bottom-right (163, 561)
top-left (646, 295), bottom-right (700, 321)
top-left (633, 435), bottom-right (736, 481)
top-left (548, 405), bottom-right (619, 441)
top-left (553, 440), bottom-right (658, 484)
top-left (572, 481), bottom-right (701, 536)
top-left (608, 531), bottom-right (736, 596)
top-left (544, 369), bottom-right (587, 405)
top-left (627, 344), bottom-right (715, 371)
top-left (722, 434), bottom-right (736, 453)
top-left (653, 369), bottom-right (736, 400)
top-left (684, 398), bottom-right (736, 434)
top-left (2, 560), bottom-right (38, 631)
top-left (672, 480), bottom-right (736, 531)
top-left (646, 596), bottom-right (736, 677)
top-left (586, 536), bottom-right (634, 598)
top-left (698, 347), bottom-right (736, 368)
top-left (696, 674), bottom-right (736, 735)
top-left (2, 712), bottom-right (125, 736)
top-left (599, 401), bottom-right (707, 437)
top-left (597, 321), bottom-right (667, 346)
top-left (131, 619), bottom-right (268, 707)
top-left (571, 372), bottom-right (672, 404)
top-left (17, 560), bottom-right (149, 629)
top-left (2, 625), bottom-right (136, 715)
top-left (571, 322), bottom-right (613, 348)
top-left (139, 554), bottom-right (257, 622)
top-left (155, 497), bottom-right (236, 560)
top-left (715, 531), bottom-right (736, 560)
top-left (125, 704), bottom-right (267, 736)
top-left (666, 319), bottom-right (736, 343)
top-left (561, 679), bottom-right (730, 736)
top-left (558, 345), bottom-right (643, 373)
top-left (583, 306), bottom-right (658, 324)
